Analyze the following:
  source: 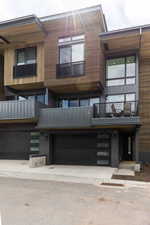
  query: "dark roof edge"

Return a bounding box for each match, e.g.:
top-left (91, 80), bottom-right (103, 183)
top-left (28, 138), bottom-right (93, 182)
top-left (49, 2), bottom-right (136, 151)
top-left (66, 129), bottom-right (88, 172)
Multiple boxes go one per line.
top-left (0, 15), bottom-right (38, 31)
top-left (40, 5), bottom-right (102, 22)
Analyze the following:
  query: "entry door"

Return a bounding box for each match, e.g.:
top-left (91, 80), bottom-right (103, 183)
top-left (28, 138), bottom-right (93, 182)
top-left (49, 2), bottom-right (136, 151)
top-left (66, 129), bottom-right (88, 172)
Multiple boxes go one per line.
top-left (121, 134), bottom-right (133, 161)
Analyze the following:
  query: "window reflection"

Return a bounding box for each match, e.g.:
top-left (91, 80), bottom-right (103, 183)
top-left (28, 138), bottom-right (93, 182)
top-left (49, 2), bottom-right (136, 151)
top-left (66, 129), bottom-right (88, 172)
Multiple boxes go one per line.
top-left (106, 56), bottom-right (136, 87)
top-left (59, 97), bottom-right (100, 108)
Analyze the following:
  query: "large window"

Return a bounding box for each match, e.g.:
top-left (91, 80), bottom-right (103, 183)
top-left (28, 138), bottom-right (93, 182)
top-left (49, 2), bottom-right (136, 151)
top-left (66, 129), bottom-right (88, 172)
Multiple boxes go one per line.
top-left (16, 47), bottom-right (36, 65)
top-left (59, 97), bottom-right (100, 108)
top-left (57, 35), bottom-right (85, 77)
top-left (13, 47), bottom-right (37, 78)
top-left (106, 93), bottom-right (136, 113)
top-left (18, 94), bottom-right (46, 105)
top-left (106, 56), bottom-right (136, 86)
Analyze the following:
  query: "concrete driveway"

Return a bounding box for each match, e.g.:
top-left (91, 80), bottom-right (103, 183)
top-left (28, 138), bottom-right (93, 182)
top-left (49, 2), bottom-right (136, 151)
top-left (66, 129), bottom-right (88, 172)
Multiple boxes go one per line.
top-left (0, 160), bottom-right (116, 184)
top-left (0, 177), bottom-right (150, 225)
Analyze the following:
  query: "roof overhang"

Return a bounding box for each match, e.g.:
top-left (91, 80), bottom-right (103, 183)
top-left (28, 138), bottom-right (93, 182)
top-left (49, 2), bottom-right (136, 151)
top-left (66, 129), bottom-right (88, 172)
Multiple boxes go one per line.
top-left (0, 15), bottom-right (47, 49)
top-left (99, 24), bottom-right (150, 56)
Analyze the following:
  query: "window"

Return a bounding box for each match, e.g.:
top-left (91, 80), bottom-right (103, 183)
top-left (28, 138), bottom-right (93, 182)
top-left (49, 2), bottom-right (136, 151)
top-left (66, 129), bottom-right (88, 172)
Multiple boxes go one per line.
top-left (16, 47), bottom-right (36, 65)
top-left (80, 99), bottom-right (89, 107)
top-left (59, 35), bottom-right (84, 64)
top-left (58, 96), bottom-right (100, 108)
top-left (18, 94), bottom-right (46, 104)
top-left (69, 99), bottom-right (79, 107)
top-left (106, 93), bottom-right (136, 113)
top-left (30, 132), bottom-right (40, 152)
top-left (57, 35), bottom-right (85, 77)
top-left (106, 56), bottom-right (136, 86)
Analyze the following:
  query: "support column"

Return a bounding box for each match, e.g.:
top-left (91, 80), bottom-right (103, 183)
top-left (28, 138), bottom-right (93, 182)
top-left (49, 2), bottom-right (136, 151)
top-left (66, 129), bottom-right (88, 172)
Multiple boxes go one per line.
top-left (39, 132), bottom-right (51, 164)
top-left (111, 130), bottom-right (119, 167)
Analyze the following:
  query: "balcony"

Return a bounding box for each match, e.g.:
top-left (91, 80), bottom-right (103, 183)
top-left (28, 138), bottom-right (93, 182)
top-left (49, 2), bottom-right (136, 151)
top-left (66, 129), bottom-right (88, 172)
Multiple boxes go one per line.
top-left (13, 63), bottom-right (37, 78)
top-left (56, 61), bottom-right (85, 78)
top-left (92, 101), bottom-right (140, 127)
top-left (0, 99), bottom-right (42, 122)
top-left (37, 106), bottom-right (93, 129)
top-left (37, 101), bottom-right (140, 129)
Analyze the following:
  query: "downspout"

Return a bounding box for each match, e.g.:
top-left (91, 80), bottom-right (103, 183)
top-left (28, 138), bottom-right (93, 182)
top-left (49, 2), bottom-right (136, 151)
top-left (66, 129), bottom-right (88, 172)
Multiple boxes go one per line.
top-left (34, 16), bottom-right (48, 35)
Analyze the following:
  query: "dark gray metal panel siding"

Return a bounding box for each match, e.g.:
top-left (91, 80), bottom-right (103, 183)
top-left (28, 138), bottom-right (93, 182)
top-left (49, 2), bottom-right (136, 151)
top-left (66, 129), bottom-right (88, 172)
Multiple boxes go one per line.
top-left (0, 99), bottom-right (38, 120)
top-left (37, 106), bottom-right (93, 128)
top-left (139, 152), bottom-right (150, 163)
top-left (92, 116), bottom-right (140, 126)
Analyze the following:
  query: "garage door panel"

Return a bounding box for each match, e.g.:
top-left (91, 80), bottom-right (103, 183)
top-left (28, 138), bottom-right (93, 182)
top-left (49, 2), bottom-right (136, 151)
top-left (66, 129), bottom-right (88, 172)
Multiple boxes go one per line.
top-left (54, 134), bottom-right (97, 165)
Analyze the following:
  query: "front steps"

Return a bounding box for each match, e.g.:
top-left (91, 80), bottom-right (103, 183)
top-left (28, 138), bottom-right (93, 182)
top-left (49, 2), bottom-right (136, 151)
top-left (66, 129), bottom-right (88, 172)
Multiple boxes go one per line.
top-left (119, 161), bottom-right (141, 172)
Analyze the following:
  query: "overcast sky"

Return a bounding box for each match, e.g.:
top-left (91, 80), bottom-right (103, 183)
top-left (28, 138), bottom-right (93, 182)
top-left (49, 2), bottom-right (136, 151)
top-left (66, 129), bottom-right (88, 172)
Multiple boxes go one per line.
top-left (0, 0), bottom-right (149, 30)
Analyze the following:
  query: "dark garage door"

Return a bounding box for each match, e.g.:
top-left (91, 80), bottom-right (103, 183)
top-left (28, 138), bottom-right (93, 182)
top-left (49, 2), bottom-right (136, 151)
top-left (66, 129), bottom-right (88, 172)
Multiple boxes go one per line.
top-left (53, 134), bottom-right (97, 165)
top-left (0, 132), bottom-right (30, 159)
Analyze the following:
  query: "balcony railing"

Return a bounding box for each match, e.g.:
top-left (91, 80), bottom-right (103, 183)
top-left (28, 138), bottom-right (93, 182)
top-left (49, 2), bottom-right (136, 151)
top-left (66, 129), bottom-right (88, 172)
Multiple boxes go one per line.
top-left (13, 63), bottom-right (37, 78)
top-left (0, 99), bottom-right (41, 122)
top-left (93, 101), bottom-right (138, 118)
top-left (56, 61), bottom-right (85, 78)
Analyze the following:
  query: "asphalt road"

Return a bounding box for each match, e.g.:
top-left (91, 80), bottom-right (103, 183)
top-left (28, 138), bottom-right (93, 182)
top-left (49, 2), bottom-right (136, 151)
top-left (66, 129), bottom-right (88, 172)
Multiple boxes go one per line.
top-left (0, 177), bottom-right (149, 225)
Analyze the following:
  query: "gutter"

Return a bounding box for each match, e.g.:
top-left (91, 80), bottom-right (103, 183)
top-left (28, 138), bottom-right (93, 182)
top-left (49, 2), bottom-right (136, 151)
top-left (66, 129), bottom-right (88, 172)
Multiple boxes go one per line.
top-left (0, 14), bottom-right (47, 36)
top-left (100, 23), bottom-right (150, 38)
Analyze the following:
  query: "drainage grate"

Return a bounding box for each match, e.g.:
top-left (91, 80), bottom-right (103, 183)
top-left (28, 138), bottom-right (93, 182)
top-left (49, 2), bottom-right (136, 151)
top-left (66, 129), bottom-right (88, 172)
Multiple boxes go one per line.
top-left (101, 183), bottom-right (124, 187)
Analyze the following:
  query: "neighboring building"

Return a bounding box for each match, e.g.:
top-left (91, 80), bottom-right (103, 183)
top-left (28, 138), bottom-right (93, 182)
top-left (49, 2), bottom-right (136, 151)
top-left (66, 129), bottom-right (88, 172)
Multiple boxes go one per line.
top-left (0, 4), bottom-right (148, 167)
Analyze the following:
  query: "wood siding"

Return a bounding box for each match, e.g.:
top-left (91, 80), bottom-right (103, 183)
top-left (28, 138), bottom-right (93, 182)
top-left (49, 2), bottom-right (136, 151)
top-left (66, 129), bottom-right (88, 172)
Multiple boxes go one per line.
top-left (43, 10), bottom-right (104, 93)
top-left (4, 42), bottom-right (45, 89)
top-left (139, 57), bottom-right (150, 153)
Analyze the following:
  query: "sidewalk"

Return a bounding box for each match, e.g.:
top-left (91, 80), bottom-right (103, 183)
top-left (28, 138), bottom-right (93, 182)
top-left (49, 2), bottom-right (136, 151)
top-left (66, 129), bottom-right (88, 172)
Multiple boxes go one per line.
top-left (0, 160), bottom-right (149, 188)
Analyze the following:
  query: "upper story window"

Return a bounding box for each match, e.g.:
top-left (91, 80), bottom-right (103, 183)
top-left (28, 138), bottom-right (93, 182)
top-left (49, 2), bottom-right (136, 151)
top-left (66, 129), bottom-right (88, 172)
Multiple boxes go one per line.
top-left (13, 47), bottom-right (37, 78)
top-left (57, 35), bottom-right (85, 78)
top-left (16, 47), bottom-right (36, 65)
top-left (106, 56), bottom-right (136, 87)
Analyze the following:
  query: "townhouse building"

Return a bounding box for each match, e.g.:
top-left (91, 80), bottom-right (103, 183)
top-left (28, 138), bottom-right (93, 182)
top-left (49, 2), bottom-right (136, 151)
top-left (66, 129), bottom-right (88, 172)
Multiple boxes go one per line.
top-left (0, 5), bottom-right (148, 167)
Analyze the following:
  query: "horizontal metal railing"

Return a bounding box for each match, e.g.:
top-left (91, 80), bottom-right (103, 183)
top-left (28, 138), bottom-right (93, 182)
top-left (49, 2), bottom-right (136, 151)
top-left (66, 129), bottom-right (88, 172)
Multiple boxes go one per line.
top-left (93, 101), bottom-right (138, 118)
top-left (0, 99), bottom-right (39, 121)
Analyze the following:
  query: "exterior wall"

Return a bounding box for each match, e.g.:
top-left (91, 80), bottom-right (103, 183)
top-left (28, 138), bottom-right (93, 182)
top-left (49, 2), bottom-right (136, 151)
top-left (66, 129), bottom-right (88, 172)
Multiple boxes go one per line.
top-left (43, 10), bottom-right (105, 93)
top-left (139, 58), bottom-right (150, 162)
top-left (4, 42), bottom-right (45, 89)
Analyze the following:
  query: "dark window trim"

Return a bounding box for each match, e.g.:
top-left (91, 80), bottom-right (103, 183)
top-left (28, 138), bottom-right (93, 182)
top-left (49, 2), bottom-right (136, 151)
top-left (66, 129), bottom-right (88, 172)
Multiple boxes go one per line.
top-left (15, 46), bottom-right (37, 66)
top-left (106, 93), bottom-right (136, 102)
top-left (59, 43), bottom-right (85, 65)
top-left (57, 96), bottom-right (100, 108)
top-left (13, 63), bottom-right (37, 79)
top-left (56, 61), bottom-right (85, 78)
top-left (106, 55), bottom-right (136, 86)
top-left (58, 34), bottom-right (85, 46)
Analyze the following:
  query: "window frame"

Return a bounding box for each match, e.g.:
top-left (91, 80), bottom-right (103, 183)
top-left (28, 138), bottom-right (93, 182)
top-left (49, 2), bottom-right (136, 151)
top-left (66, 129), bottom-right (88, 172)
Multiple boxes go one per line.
top-left (15, 46), bottom-right (37, 66)
top-left (58, 34), bottom-right (85, 64)
top-left (106, 93), bottom-right (136, 103)
top-left (106, 55), bottom-right (136, 87)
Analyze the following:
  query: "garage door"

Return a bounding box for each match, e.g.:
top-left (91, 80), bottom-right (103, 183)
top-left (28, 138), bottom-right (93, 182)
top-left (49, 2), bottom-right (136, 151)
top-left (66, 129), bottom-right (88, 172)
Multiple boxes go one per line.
top-left (54, 134), bottom-right (97, 165)
top-left (0, 132), bottom-right (30, 159)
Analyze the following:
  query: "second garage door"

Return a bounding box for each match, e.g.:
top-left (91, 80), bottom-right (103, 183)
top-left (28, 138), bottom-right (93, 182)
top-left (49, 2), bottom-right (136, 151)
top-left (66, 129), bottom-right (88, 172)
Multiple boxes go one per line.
top-left (53, 133), bottom-right (97, 165)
